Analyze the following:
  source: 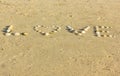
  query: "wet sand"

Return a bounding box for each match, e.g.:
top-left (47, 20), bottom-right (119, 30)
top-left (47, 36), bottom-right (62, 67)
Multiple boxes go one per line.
top-left (0, 0), bottom-right (120, 76)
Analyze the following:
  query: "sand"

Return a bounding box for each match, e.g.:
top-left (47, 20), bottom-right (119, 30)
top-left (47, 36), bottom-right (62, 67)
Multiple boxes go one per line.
top-left (0, 0), bottom-right (120, 76)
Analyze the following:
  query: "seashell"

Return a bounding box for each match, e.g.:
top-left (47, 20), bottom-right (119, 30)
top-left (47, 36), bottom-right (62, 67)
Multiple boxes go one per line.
top-left (100, 26), bottom-right (105, 28)
top-left (51, 30), bottom-right (58, 33)
top-left (8, 25), bottom-right (13, 29)
top-left (75, 32), bottom-right (82, 35)
top-left (13, 32), bottom-right (21, 36)
top-left (21, 32), bottom-right (28, 36)
top-left (74, 30), bottom-right (79, 34)
top-left (66, 26), bottom-right (73, 29)
top-left (4, 25), bottom-right (13, 33)
top-left (100, 35), bottom-right (107, 37)
top-left (95, 26), bottom-right (99, 28)
top-left (6, 29), bottom-right (12, 33)
top-left (96, 26), bottom-right (104, 28)
top-left (95, 26), bottom-right (99, 31)
top-left (40, 32), bottom-right (50, 36)
top-left (69, 29), bottom-right (74, 32)
top-left (4, 33), bottom-right (12, 36)
top-left (66, 26), bottom-right (74, 31)
top-left (43, 32), bottom-right (50, 36)
top-left (80, 31), bottom-right (86, 34)
top-left (36, 25), bottom-right (41, 28)
top-left (34, 27), bottom-right (38, 30)
top-left (84, 26), bottom-right (90, 31)
top-left (36, 30), bottom-right (41, 32)
top-left (97, 34), bottom-right (101, 37)
top-left (96, 31), bottom-right (101, 35)
top-left (56, 27), bottom-right (61, 31)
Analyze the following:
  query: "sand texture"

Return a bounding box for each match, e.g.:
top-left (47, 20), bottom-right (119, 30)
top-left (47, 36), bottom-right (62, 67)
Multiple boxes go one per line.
top-left (0, 0), bottom-right (120, 76)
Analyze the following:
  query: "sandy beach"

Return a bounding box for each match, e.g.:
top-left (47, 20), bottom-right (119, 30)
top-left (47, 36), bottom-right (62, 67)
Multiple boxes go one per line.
top-left (0, 0), bottom-right (120, 76)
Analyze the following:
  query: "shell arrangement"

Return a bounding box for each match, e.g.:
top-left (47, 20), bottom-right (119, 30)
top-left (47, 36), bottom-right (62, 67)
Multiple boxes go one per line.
top-left (2, 25), bottom-right (115, 38)
top-left (94, 26), bottom-right (114, 38)
top-left (66, 26), bottom-right (90, 36)
top-left (33, 25), bottom-right (61, 36)
top-left (3, 25), bottom-right (28, 36)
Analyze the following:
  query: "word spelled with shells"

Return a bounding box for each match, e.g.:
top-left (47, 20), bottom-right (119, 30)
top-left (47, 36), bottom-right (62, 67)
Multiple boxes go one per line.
top-left (94, 26), bottom-right (114, 38)
top-left (3, 25), bottom-right (28, 36)
top-left (2, 25), bottom-right (115, 38)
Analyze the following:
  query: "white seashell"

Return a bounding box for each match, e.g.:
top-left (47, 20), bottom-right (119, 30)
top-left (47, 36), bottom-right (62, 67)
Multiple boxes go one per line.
top-left (74, 30), bottom-right (79, 34)
top-left (96, 34), bottom-right (101, 37)
top-left (6, 29), bottom-right (11, 33)
top-left (56, 27), bottom-right (61, 31)
top-left (95, 26), bottom-right (99, 31)
top-left (8, 25), bottom-right (13, 29)
top-left (36, 25), bottom-right (40, 27)
top-left (40, 32), bottom-right (49, 36)
top-left (13, 32), bottom-right (21, 36)
top-left (36, 30), bottom-right (41, 32)
top-left (36, 25), bottom-right (41, 28)
top-left (96, 31), bottom-right (101, 35)
top-left (66, 26), bottom-right (74, 31)
top-left (84, 26), bottom-right (90, 31)
top-left (3, 25), bottom-right (13, 33)
top-left (80, 31), bottom-right (86, 34)
top-left (95, 26), bottom-right (99, 28)
top-left (66, 26), bottom-right (72, 29)
top-left (34, 27), bottom-right (38, 30)
top-left (101, 26), bottom-right (105, 28)
top-left (44, 33), bottom-right (50, 36)
top-left (75, 33), bottom-right (82, 35)
top-left (67, 28), bottom-right (75, 32)
top-left (4, 33), bottom-right (12, 36)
